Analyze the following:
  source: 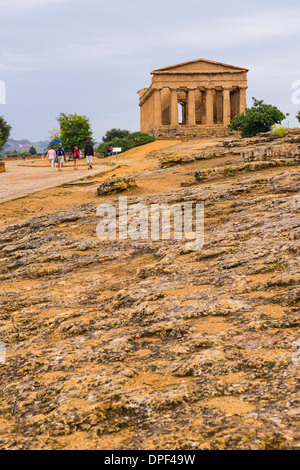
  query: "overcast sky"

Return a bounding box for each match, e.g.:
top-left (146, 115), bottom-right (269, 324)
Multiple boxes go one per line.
top-left (0, 0), bottom-right (300, 142)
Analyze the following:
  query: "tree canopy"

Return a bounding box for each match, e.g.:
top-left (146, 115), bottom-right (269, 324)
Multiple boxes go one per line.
top-left (229, 98), bottom-right (287, 138)
top-left (54, 113), bottom-right (94, 151)
top-left (0, 116), bottom-right (12, 152)
top-left (296, 111), bottom-right (300, 123)
top-left (98, 131), bottom-right (155, 156)
top-left (102, 128), bottom-right (130, 142)
top-left (29, 146), bottom-right (37, 155)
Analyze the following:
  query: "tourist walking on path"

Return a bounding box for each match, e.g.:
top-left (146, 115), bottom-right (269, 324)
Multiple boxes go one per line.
top-left (84, 140), bottom-right (94, 169)
top-left (56, 143), bottom-right (65, 172)
top-left (47, 146), bottom-right (56, 171)
top-left (72, 144), bottom-right (80, 170)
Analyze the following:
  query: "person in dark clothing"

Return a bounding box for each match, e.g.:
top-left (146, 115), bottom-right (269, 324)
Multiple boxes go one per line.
top-left (56, 143), bottom-right (65, 171)
top-left (84, 140), bottom-right (94, 169)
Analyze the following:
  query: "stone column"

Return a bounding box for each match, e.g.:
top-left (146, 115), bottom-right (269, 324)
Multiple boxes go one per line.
top-left (205, 87), bottom-right (214, 126)
top-left (170, 88), bottom-right (179, 125)
top-left (222, 87), bottom-right (231, 126)
top-left (196, 90), bottom-right (202, 124)
top-left (239, 86), bottom-right (247, 114)
top-left (153, 88), bottom-right (162, 127)
top-left (187, 87), bottom-right (196, 125)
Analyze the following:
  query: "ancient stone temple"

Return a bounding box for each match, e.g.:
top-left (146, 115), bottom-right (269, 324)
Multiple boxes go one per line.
top-left (137, 58), bottom-right (248, 138)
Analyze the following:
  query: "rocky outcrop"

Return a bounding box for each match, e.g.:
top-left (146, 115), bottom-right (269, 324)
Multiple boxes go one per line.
top-left (0, 130), bottom-right (299, 450)
top-left (159, 155), bottom-right (195, 167)
top-left (163, 128), bottom-right (300, 184)
top-left (97, 177), bottom-right (137, 195)
top-left (158, 129), bottom-right (300, 170)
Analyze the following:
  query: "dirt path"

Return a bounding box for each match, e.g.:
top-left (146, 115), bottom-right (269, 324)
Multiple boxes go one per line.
top-left (0, 137), bottom-right (296, 232)
top-left (0, 159), bottom-right (113, 204)
top-left (0, 139), bottom-right (210, 229)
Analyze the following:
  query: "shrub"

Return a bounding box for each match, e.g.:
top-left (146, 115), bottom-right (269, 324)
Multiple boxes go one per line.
top-left (98, 131), bottom-right (155, 156)
top-left (4, 150), bottom-right (20, 158)
top-left (229, 97), bottom-right (287, 138)
top-left (0, 116), bottom-right (12, 152)
top-left (271, 124), bottom-right (288, 138)
top-left (29, 146), bottom-right (37, 155)
top-left (102, 128), bottom-right (130, 142)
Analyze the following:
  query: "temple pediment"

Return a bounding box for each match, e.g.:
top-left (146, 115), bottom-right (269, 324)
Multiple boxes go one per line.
top-left (152, 58), bottom-right (248, 75)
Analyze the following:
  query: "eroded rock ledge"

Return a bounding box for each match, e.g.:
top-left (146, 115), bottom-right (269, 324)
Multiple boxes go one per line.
top-left (0, 132), bottom-right (299, 450)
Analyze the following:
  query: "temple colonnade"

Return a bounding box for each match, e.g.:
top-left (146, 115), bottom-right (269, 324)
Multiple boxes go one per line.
top-left (152, 85), bottom-right (247, 127)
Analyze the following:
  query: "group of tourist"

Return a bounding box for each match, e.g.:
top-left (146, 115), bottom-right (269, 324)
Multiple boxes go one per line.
top-left (46, 140), bottom-right (94, 172)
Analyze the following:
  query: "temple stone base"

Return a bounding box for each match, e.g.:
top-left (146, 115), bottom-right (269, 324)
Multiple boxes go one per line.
top-left (148, 125), bottom-right (241, 140)
top-left (0, 161), bottom-right (5, 172)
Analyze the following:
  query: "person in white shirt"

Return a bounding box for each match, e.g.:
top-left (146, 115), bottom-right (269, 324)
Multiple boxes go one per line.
top-left (47, 146), bottom-right (56, 171)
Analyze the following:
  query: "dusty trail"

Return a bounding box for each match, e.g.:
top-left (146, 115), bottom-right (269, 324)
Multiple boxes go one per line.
top-left (0, 139), bottom-right (213, 229)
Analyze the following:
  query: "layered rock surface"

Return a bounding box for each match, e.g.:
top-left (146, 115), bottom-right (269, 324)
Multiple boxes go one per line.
top-left (0, 130), bottom-right (299, 450)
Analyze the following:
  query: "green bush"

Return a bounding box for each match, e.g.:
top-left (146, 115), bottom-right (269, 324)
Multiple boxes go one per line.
top-left (98, 131), bottom-right (155, 156)
top-left (0, 116), bottom-right (12, 152)
top-left (4, 152), bottom-right (18, 158)
top-left (229, 97), bottom-right (287, 138)
top-left (3, 150), bottom-right (24, 158)
top-left (102, 128), bottom-right (130, 142)
top-left (29, 146), bottom-right (37, 155)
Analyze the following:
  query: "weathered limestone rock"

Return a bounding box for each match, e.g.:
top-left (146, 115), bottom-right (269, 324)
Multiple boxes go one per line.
top-left (241, 145), bottom-right (300, 162)
top-left (169, 129), bottom-right (300, 184)
top-left (191, 158), bottom-right (300, 184)
top-left (0, 131), bottom-right (299, 450)
top-left (97, 176), bottom-right (137, 195)
top-left (159, 155), bottom-right (195, 167)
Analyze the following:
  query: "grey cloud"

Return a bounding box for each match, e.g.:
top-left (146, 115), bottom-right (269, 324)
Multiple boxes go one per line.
top-left (0, 0), bottom-right (299, 140)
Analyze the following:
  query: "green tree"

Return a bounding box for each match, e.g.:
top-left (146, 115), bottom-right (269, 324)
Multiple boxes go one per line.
top-left (29, 146), bottom-right (37, 155)
top-left (229, 98), bottom-right (287, 138)
top-left (296, 111), bottom-right (300, 123)
top-left (0, 116), bottom-right (12, 152)
top-left (102, 128), bottom-right (130, 142)
top-left (55, 113), bottom-right (94, 151)
top-left (98, 131), bottom-right (155, 156)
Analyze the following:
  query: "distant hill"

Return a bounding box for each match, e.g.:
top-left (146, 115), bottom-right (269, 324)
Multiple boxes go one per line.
top-left (2, 139), bottom-right (48, 154)
top-left (32, 140), bottom-right (48, 151)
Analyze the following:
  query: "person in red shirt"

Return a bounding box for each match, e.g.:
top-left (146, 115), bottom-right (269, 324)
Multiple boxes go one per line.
top-left (72, 144), bottom-right (80, 170)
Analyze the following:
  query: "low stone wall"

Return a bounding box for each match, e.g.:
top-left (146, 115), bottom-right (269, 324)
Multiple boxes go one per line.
top-left (148, 125), bottom-right (241, 140)
top-left (0, 161), bottom-right (5, 172)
